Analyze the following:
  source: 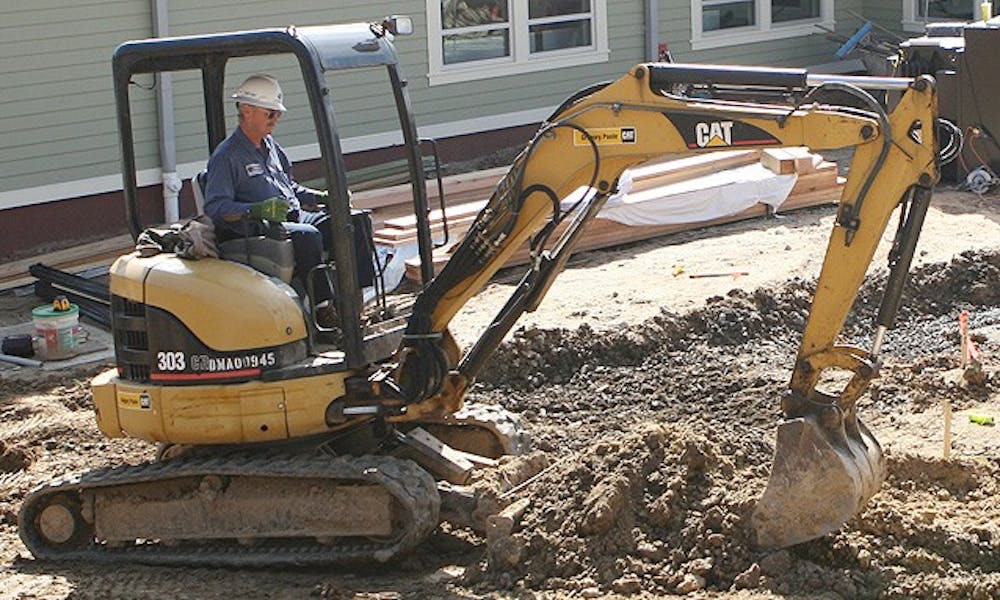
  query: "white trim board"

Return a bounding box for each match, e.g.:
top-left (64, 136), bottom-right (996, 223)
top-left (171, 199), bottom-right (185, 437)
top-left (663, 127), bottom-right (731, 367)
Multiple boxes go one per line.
top-left (0, 106), bottom-right (555, 211)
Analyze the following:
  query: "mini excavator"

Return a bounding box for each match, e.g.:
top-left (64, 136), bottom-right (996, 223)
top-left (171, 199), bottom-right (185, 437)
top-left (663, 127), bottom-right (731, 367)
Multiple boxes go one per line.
top-left (20, 17), bottom-right (948, 565)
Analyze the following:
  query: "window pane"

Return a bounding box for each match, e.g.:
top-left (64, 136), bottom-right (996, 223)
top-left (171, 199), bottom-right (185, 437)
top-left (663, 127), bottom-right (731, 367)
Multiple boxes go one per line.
top-left (772, 0), bottom-right (820, 22)
top-left (443, 30), bottom-right (510, 64)
top-left (918, 0), bottom-right (974, 18)
top-left (702, 2), bottom-right (755, 31)
top-left (529, 0), bottom-right (591, 19)
top-left (530, 19), bottom-right (592, 52)
top-left (442, 0), bottom-right (508, 29)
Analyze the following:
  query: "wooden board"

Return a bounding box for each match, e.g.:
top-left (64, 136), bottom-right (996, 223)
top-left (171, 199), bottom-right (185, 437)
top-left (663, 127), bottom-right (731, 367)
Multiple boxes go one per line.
top-left (352, 166), bottom-right (508, 211)
top-left (381, 200), bottom-right (487, 231)
top-left (0, 234), bottom-right (135, 292)
top-left (373, 214), bottom-right (478, 244)
top-left (761, 147), bottom-right (822, 175)
top-left (628, 150), bottom-right (762, 193)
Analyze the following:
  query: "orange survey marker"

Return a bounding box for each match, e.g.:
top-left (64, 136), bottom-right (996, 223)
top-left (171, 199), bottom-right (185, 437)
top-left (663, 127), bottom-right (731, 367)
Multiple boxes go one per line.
top-left (958, 310), bottom-right (981, 367)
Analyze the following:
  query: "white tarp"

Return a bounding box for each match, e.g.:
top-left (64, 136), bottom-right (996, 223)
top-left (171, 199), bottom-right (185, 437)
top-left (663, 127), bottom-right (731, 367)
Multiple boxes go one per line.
top-left (562, 163), bottom-right (798, 227)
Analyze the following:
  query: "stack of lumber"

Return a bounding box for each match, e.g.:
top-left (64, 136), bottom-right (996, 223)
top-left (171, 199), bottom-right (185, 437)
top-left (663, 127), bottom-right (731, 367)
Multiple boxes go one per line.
top-left (759, 147), bottom-right (842, 209)
top-left (398, 148), bottom-right (843, 282)
top-left (375, 150), bottom-right (762, 252)
top-left (356, 166), bottom-right (507, 233)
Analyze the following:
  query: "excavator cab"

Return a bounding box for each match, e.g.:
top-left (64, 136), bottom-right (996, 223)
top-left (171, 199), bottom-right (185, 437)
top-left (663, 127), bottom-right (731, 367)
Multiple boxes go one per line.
top-left (111, 16), bottom-right (436, 372)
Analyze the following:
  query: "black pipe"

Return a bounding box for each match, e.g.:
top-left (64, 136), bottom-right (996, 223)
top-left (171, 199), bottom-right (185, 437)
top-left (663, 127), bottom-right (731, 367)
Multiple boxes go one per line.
top-left (647, 64), bottom-right (808, 90)
top-left (28, 264), bottom-right (110, 303)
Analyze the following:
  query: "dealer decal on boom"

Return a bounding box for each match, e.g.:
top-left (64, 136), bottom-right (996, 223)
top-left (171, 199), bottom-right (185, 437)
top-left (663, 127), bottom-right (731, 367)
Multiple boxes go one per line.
top-left (663, 112), bottom-right (781, 149)
top-left (573, 127), bottom-right (637, 146)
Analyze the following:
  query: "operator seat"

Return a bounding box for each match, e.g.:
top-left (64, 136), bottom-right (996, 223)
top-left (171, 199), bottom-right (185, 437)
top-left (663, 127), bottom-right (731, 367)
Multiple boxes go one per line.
top-left (191, 170), bottom-right (295, 283)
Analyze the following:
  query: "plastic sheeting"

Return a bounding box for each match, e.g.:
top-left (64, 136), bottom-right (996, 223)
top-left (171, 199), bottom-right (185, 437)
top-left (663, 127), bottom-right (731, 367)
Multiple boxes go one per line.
top-left (562, 163), bottom-right (798, 227)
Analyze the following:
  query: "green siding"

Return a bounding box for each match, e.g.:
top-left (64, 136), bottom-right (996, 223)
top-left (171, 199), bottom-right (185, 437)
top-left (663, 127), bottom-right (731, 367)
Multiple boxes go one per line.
top-left (1, 0), bottom-right (909, 201)
top-left (1, 1), bottom-right (153, 191)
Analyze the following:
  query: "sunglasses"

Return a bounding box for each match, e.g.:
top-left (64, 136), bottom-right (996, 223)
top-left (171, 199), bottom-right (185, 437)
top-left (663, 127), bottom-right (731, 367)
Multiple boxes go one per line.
top-left (257, 107), bottom-right (283, 120)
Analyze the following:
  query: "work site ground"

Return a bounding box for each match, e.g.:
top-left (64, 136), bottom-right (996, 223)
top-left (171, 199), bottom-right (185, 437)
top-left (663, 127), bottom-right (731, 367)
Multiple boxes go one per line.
top-left (1, 186), bottom-right (998, 599)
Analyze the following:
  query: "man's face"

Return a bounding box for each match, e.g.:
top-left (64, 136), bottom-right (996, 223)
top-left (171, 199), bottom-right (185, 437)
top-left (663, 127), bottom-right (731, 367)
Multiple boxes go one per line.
top-left (243, 104), bottom-right (283, 140)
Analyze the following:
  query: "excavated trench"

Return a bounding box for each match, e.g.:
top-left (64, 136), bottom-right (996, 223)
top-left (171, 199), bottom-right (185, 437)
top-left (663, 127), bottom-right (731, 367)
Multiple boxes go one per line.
top-left (456, 249), bottom-right (1000, 598)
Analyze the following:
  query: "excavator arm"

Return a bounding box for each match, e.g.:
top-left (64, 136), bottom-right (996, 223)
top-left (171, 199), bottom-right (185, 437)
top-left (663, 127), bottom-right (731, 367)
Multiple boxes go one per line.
top-left (388, 63), bottom-right (941, 547)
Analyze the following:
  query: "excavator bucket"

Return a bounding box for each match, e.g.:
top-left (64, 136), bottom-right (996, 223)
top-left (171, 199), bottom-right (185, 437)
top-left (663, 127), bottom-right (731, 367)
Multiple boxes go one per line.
top-left (752, 412), bottom-right (886, 549)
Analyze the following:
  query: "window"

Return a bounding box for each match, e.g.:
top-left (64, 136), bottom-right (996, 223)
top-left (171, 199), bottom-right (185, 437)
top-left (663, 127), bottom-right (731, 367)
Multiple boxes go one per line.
top-left (692, 0), bottom-right (833, 50)
top-left (903, 0), bottom-right (996, 31)
top-left (428, 0), bottom-right (609, 85)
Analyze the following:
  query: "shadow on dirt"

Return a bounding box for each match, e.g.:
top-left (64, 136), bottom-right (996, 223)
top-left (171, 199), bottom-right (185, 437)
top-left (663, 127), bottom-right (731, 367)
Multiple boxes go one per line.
top-left (931, 186), bottom-right (1000, 226)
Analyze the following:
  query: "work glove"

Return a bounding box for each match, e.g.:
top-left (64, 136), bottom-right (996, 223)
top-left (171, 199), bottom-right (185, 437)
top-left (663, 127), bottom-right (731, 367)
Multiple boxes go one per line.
top-left (248, 197), bottom-right (290, 222)
top-left (177, 216), bottom-right (219, 259)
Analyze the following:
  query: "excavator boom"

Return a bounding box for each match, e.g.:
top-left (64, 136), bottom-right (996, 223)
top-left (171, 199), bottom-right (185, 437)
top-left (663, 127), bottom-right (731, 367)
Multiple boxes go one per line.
top-left (393, 64), bottom-right (941, 548)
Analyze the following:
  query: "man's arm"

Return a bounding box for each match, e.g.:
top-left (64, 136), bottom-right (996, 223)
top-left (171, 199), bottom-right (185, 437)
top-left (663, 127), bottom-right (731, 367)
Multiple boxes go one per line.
top-left (277, 144), bottom-right (327, 210)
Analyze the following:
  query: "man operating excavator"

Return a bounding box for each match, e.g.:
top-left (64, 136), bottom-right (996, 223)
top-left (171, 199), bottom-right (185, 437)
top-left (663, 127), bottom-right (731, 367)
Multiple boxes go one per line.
top-left (203, 74), bottom-right (338, 328)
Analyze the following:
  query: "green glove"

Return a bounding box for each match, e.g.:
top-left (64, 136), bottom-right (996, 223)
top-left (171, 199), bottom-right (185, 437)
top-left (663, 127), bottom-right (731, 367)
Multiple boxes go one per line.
top-left (248, 197), bottom-right (290, 221)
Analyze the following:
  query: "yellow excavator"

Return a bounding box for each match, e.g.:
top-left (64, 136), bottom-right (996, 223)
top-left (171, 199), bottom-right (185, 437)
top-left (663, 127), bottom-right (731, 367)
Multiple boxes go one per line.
top-left (20, 17), bottom-right (947, 565)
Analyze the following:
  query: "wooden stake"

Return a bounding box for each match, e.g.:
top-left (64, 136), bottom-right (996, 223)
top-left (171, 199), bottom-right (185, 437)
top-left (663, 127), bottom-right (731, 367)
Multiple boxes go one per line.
top-left (942, 399), bottom-right (952, 460)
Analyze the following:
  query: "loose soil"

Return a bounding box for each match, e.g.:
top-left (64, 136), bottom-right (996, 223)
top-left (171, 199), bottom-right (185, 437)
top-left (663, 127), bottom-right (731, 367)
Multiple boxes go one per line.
top-left (1, 188), bottom-right (999, 599)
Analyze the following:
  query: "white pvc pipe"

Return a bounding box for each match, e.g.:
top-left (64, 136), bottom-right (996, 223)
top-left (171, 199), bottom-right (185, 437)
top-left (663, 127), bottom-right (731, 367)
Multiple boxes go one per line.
top-left (807, 73), bottom-right (917, 91)
top-left (645, 0), bottom-right (659, 62)
top-left (153, 0), bottom-right (180, 223)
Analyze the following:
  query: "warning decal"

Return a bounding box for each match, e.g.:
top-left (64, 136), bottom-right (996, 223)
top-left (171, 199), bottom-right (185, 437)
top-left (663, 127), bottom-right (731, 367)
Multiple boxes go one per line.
top-left (118, 391), bottom-right (152, 411)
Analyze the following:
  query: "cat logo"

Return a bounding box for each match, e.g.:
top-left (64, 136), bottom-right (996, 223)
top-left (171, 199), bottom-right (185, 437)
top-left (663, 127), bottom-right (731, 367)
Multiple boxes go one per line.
top-left (664, 112), bottom-right (781, 149)
top-left (695, 121), bottom-right (735, 147)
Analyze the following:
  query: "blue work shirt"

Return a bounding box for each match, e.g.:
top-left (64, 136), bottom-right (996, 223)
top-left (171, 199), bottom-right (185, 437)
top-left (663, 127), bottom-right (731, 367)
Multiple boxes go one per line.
top-left (203, 127), bottom-right (319, 221)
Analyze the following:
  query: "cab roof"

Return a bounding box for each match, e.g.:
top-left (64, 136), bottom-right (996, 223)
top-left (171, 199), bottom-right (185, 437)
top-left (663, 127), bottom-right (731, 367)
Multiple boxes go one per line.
top-left (112, 22), bottom-right (399, 76)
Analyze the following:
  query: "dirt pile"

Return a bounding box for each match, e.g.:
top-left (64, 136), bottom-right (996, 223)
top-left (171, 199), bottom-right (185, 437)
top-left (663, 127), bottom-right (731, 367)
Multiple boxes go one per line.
top-left (459, 249), bottom-right (1000, 598)
top-left (468, 424), bottom-right (770, 595)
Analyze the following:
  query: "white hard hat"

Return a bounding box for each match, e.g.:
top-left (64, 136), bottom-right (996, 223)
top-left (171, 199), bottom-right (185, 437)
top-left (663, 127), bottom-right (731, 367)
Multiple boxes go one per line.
top-left (232, 74), bottom-right (286, 112)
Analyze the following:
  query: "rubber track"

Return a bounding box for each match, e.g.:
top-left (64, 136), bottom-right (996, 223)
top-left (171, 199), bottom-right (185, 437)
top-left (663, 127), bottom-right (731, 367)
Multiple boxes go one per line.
top-left (19, 453), bottom-right (440, 567)
top-left (451, 403), bottom-right (531, 455)
top-left (414, 403), bottom-right (531, 456)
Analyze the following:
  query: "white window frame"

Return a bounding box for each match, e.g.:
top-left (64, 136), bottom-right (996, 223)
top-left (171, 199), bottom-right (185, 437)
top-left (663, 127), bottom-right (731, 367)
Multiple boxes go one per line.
top-left (691, 0), bottom-right (835, 51)
top-left (426, 0), bottom-right (609, 86)
top-left (903, 0), bottom-right (987, 33)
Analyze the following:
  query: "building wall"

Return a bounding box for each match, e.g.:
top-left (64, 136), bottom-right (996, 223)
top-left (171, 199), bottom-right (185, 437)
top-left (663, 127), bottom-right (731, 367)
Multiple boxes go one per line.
top-left (1, 0), bottom-right (902, 259)
top-left (1, 1), bottom-right (153, 200)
